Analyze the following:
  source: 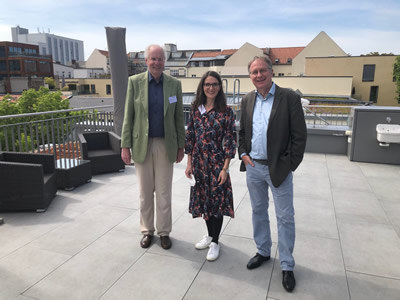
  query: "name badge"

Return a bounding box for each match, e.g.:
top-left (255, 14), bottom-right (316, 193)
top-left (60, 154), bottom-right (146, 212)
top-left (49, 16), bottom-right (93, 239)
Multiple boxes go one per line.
top-left (169, 96), bottom-right (177, 104)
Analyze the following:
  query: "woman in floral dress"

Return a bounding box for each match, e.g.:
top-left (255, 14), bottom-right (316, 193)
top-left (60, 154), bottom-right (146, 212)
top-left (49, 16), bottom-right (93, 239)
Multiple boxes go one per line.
top-left (185, 71), bottom-right (236, 261)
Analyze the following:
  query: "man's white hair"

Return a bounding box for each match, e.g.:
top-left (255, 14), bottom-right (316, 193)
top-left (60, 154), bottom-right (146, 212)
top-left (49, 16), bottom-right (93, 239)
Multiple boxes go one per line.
top-left (145, 44), bottom-right (166, 59)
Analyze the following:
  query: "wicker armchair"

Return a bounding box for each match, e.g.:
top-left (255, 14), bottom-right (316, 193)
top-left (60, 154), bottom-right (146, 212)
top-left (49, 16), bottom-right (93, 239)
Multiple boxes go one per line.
top-left (0, 152), bottom-right (57, 212)
top-left (78, 131), bottom-right (125, 175)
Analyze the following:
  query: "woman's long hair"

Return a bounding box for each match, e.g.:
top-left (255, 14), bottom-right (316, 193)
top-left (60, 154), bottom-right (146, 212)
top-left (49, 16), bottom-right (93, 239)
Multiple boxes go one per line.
top-left (192, 71), bottom-right (227, 112)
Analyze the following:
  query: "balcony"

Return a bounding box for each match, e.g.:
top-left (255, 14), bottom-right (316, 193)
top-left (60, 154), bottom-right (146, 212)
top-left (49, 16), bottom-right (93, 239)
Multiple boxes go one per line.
top-left (0, 106), bottom-right (399, 299)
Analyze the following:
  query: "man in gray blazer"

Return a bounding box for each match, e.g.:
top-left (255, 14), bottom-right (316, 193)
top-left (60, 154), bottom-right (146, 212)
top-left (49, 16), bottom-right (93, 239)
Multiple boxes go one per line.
top-left (121, 44), bottom-right (185, 250)
top-left (238, 56), bottom-right (307, 292)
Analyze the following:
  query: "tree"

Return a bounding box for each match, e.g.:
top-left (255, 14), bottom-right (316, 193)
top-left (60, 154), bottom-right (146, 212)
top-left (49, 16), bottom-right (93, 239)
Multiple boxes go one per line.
top-left (44, 77), bottom-right (56, 89)
top-left (394, 56), bottom-right (400, 103)
top-left (0, 94), bottom-right (18, 116)
top-left (0, 87), bottom-right (71, 151)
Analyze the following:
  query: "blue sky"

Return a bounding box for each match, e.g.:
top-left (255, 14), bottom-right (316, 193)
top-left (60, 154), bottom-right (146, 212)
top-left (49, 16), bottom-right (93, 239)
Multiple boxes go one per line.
top-left (1, 0), bottom-right (399, 60)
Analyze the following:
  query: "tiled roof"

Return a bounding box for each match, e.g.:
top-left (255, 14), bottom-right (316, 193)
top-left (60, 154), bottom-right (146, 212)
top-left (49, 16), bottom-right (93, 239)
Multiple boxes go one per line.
top-left (192, 51), bottom-right (222, 58)
top-left (98, 50), bottom-right (109, 57)
top-left (221, 49), bottom-right (237, 55)
top-left (268, 47), bottom-right (304, 64)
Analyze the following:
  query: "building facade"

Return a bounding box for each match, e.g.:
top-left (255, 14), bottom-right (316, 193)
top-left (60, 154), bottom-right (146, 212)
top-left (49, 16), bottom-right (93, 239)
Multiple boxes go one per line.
top-left (11, 26), bottom-right (84, 65)
top-left (306, 55), bottom-right (399, 106)
top-left (85, 49), bottom-right (110, 74)
top-left (0, 41), bottom-right (53, 93)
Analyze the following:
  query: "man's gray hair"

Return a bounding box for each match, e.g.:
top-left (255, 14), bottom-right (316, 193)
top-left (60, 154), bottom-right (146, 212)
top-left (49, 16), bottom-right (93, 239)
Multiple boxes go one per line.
top-left (145, 44), bottom-right (166, 60)
top-left (248, 55), bottom-right (273, 72)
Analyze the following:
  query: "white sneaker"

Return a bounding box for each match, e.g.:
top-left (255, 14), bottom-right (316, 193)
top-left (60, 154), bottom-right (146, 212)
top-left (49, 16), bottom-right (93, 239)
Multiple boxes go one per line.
top-left (206, 242), bottom-right (220, 261)
top-left (195, 235), bottom-right (213, 250)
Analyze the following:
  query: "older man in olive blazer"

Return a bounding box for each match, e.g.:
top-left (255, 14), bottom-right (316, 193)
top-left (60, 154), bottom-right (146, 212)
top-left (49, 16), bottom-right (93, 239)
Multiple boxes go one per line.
top-left (121, 45), bottom-right (185, 250)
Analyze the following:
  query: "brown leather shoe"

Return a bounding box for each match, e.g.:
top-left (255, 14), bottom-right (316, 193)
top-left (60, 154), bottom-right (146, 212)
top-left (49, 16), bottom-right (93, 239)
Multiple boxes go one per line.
top-left (160, 236), bottom-right (172, 249)
top-left (140, 235), bottom-right (153, 248)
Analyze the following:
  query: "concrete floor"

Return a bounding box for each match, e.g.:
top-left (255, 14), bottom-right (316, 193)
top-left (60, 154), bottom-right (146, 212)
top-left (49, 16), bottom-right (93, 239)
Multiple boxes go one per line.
top-left (1, 153), bottom-right (400, 300)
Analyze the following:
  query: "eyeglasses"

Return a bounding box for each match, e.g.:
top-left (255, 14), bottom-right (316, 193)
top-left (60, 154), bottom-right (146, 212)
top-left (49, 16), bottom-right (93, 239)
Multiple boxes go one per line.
top-left (204, 83), bottom-right (220, 88)
top-left (250, 69), bottom-right (270, 76)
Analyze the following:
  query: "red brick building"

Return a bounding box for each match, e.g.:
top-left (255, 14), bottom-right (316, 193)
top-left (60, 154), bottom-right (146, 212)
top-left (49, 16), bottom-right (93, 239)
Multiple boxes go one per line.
top-left (0, 41), bottom-right (54, 93)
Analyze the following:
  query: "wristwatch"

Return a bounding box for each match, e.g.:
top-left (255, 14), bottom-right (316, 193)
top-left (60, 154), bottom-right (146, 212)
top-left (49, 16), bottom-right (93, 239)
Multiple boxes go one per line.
top-left (222, 167), bottom-right (229, 174)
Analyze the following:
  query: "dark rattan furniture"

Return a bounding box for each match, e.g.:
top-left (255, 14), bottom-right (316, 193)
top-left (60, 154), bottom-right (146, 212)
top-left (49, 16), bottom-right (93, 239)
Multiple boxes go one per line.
top-left (0, 152), bottom-right (57, 212)
top-left (56, 159), bottom-right (92, 190)
top-left (78, 131), bottom-right (125, 175)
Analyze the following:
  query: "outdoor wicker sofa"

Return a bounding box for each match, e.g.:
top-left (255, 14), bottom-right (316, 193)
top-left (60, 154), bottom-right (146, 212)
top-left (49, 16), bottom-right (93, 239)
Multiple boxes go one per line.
top-left (78, 131), bottom-right (125, 175)
top-left (0, 152), bottom-right (57, 212)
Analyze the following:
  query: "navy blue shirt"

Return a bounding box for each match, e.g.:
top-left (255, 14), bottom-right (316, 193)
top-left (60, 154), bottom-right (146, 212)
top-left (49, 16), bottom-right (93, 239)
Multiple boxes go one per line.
top-left (148, 73), bottom-right (165, 137)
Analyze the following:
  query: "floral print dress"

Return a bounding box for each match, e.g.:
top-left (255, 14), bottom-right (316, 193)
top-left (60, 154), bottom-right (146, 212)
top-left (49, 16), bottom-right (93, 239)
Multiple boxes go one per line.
top-left (185, 105), bottom-right (237, 220)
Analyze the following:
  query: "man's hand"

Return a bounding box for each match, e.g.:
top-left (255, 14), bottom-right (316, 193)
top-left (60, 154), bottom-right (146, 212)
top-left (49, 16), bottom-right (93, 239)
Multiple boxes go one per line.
top-left (121, 147), bottom-right (132, 165)
top-left (242, 155), bottom-right (254, 167)
top-left (176, 148), bottom-right (184, 163)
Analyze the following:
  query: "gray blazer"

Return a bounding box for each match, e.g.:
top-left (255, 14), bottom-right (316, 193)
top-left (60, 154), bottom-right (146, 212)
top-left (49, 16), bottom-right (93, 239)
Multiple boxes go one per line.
top-left (238, 85), bottom-right (307, 187)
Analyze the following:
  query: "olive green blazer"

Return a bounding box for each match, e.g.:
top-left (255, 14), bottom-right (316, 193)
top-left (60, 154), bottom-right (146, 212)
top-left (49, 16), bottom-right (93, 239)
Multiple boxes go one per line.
top-left (121, 71), bottom-right (185, 163)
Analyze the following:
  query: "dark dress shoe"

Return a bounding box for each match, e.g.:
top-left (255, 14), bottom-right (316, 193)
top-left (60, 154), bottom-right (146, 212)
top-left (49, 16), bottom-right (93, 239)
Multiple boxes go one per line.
top-left (247, 253), bottom-right (270, 269)
top-left (140, 235), bottom-right (153, 248)
top-left (160, 236), bottom-right (172, 249)
top-left (282, 270), bottom-right (296, 292)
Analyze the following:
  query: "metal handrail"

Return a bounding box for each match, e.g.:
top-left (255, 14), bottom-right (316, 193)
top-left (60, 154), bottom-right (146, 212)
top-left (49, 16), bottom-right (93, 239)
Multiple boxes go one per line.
top-left (0, 105), bottom-right (113, 120)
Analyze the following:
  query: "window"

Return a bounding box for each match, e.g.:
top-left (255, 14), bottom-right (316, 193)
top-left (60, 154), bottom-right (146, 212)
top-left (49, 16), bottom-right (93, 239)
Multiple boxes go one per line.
top-left (90, 84), bottom-right (96, 94)
top-left (9, 60), bottom-right (20, 71)
top-left (60, 40), bottom-right (64, 64)
top-left (362, 64), bottom-right (375, 82)
top-left (39, 61), bottom-right (50, 73)
top-left (54, 38), bottom-right (59, 62)
top-left (369, 86), bottom-right (379, 103)
top-left (352, 87), bottom-right (355, 95)
top-left (106, 84), bottom-right (111, 95)
top-left (24, 60), bottom-right (37, 72)
top-left (0, 61), bottom-right (6, 71)
top-left (170, 69), bottom-right (179, 77)
top-left (65, 41), bottom-right (69, 63)
top-left (278, 73), bottom-right (284, 77)
top-left (75, 43), bottom-right (79, 61)
top-left (0, 46), bottom-right (6, 57)
top-left (70, 41), bottom-right (74, 60)
top-left (47, 37), bottom-right (53, 55)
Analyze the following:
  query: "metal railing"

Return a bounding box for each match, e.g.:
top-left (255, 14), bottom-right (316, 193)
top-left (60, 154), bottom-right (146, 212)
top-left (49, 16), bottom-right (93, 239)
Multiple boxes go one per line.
top-left (0, 103), bottom-right (358, 161)
top-left (0, 105), bottom-right (114, 160)
top-left (303, 105), bottom-right (354, 127)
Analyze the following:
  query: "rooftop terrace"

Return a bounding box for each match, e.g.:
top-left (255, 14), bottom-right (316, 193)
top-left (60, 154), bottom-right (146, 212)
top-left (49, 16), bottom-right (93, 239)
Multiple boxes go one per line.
top-left (1, 153), bottom-right (400, 299)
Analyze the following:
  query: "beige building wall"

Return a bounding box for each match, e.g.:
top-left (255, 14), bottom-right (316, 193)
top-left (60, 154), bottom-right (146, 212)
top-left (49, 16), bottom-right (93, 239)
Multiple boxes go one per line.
top-left (222, 43), bottom-right (264, 75)
top-left (85, 49), bottom-right (109, 74)
top-left (64, 78), bottom-right (112, 97)
top-left (64, 75), bottom-right (352, 99)
top-left (292, 31), bottom-right (348, 76)
top-left (306, 56), bottom-right (398, 106)
top-left (271, 64), bottom-right (293, 76)
top-left (186, 66), bottom-right (223, 78)
top-left (180, 76), bottom-right (352, 97)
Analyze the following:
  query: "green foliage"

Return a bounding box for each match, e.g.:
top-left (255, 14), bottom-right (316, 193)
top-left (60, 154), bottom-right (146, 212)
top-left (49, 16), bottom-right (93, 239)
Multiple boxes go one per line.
top-left (394, 56), bottom-right (400, 103)
top-left (361, 52), bottom-right (395, 56)
top-left (0, 87), bottom-right (74, 152)
top-left (0, 94), bottom-right (18, 116)
top-left (44, 77), bottom-right (56, 89)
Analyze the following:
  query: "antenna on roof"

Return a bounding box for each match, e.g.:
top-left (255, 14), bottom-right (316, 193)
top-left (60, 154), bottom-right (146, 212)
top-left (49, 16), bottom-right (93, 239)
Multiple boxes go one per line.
top-left (37, 27), bottom-right (40, 33)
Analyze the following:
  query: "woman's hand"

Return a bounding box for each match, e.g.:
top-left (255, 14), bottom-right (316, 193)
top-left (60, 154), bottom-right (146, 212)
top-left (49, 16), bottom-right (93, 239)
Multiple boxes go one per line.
top-left (185, 164), bottom-right (193, 179)
top-left (218, 168), bottom-right (228, 185)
